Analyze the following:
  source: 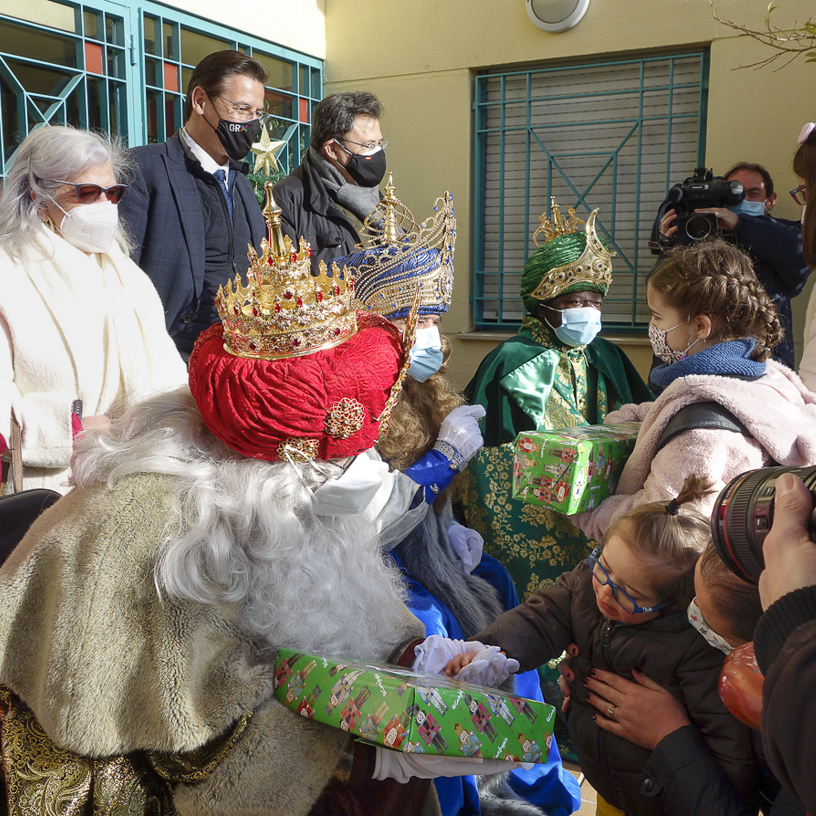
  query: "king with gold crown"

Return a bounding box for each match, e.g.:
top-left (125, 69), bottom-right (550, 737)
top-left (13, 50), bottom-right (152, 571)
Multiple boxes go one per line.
top-left (463, 198), bottom-right (652, 619)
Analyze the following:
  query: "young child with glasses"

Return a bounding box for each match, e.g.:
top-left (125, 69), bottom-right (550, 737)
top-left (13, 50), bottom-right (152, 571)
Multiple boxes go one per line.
top-left (445, 475), bottom-right (756, 816)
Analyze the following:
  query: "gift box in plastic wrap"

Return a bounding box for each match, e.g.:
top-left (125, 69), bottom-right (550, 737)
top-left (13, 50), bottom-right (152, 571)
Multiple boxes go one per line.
top-left (273, 648), bottom-right (555, 762)
top-left (512, 422), bottom-right (641, 514)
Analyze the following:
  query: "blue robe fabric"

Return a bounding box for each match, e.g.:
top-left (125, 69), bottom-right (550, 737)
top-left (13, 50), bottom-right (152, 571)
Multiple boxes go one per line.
top-left (392, 552), bottom-right (582, 816)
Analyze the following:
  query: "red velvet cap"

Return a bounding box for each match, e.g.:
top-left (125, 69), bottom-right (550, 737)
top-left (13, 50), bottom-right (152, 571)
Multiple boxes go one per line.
top-left (188, 313), bottom-right (404, 461)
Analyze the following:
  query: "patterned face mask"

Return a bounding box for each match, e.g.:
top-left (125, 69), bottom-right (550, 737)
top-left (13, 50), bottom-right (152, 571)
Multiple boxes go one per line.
top-left (687, 597), bottom-right (733, 655)
top-left (648, 320), bottom-right (701, 365)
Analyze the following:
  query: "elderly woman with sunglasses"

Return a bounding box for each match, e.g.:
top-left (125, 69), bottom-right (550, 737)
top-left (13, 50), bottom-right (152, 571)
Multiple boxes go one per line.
top-left (0, 125), bottom-right (187, 493)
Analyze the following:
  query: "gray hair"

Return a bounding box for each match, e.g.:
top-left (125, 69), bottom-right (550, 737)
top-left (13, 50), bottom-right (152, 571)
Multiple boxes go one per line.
top-left (0, 124), bottom-right (133, 260)
top-left (310, 91), bottom-right (382, 150)
top-left (71, 388), bottom-right (413, 660)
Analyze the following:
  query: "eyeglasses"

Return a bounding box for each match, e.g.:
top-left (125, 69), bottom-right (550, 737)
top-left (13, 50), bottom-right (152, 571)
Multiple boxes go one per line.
top-left (209, 93), bottom-right (266, 120)
top-left (337, 138), bottom-right (389, 153)
top-left (588, 547), bottom-right (670, 615)
top-left (46, 179), bottom-right (127, 204)
top-left (790, 184), bottom-right (808, 206)
top-left (543, 297), bottom-right (603, 311)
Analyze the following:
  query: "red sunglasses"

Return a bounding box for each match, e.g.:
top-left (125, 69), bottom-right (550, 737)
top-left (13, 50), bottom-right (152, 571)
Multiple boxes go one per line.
top-left (47, 179), bottom-right (127, 204)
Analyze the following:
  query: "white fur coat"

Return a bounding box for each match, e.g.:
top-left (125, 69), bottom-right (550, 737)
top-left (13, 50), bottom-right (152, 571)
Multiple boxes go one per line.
top-left (576, 360), bottom-right (816, 542)
top-left (0, 226), bottom-right (187, 491)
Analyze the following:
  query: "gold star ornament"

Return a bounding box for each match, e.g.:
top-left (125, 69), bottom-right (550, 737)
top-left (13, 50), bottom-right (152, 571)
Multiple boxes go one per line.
top-left (251, 125), bottom-right (287, 175)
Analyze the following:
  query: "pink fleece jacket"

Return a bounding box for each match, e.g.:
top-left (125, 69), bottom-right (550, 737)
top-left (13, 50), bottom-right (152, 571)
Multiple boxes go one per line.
top-left (575, 360), bottom-right (816, 544)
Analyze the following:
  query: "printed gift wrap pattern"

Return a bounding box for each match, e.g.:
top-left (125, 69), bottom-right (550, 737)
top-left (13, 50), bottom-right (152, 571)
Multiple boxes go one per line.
top-left (513, 422), bottom-right (641, 515)
top-left (274, 648), bottom-right (555, 762)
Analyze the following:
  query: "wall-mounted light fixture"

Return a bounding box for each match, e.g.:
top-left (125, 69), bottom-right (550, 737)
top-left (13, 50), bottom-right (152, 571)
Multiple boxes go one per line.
top-left (526, 0), bottom-right (591, 32)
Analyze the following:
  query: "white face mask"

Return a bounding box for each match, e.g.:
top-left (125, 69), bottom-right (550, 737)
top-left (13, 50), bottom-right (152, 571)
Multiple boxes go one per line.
top-left (312, 453), bottom-right (391, 517)
top-left (687, 598), bottom-right (733, 655)
top-left (51, 199), bottom-right (119, 254)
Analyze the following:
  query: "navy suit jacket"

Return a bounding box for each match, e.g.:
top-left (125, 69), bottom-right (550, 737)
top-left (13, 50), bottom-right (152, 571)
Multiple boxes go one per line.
top-left (119, 133), bottom-right (266, 336)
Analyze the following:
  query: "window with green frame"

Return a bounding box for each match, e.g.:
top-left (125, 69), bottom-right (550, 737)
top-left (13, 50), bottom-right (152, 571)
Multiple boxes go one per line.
top-left (0, 0), bottom-right (322, 178)
top-left (473, 51), bottom-right (709, 332)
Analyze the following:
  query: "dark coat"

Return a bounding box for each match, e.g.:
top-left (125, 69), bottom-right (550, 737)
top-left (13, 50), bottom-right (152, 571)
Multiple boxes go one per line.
top-left (476, 561), bottom-right (755, 816)
top-left (731, 215), bottom-right (809, 370)
top-left (273, 152), bottom-right (361, 273)
top-left (755, 586), bottom-right (816, 816)
top-left (118, 133), bottom-right (266, 343)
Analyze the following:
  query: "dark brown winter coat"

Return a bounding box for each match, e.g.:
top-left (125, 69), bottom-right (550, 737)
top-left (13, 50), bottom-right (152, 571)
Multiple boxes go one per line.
top-left (476, 561), bottom-right (756, 816)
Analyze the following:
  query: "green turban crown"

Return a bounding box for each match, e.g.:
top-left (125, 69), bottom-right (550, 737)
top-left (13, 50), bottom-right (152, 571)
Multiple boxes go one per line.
top-left (519, 204), bottom-right (614, 315)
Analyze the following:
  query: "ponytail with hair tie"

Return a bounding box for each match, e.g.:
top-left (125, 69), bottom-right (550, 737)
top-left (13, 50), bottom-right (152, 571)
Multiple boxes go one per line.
top-left (664, 498), bottom-right (681, 516)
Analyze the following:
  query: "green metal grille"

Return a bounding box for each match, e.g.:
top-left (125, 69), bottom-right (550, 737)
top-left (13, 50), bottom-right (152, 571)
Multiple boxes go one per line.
top-left (0, 0), bottom-right (322, 177)
top-left (473, 50), bottom-right (709, 331)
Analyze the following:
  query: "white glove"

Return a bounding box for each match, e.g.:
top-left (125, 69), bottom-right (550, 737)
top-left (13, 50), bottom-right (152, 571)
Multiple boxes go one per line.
top-left (455, 646), bottom-right (519, 687)
top-left (412, 635), bottom-right (485, 675)
top-left (437, 405), bottom-right (486, 463)
top-left (412, 635), bottom-right (519, 687)
top-left (448, 523), bottom-right (484, 574)
top-left (373, 748), bottom-right (533, 783)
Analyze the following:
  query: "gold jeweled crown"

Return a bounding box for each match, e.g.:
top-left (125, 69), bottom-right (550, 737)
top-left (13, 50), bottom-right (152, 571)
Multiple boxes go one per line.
top-left (348, 174), bottom-right (456, 318)
top-left (528, 197), bottom-right (615, 303)
top-left (215, 184), bottom-right (357, 360)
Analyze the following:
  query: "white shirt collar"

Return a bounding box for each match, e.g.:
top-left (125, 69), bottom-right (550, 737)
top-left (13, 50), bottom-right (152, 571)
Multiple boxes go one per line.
top-left (180, 127), bottom-right (229, 178)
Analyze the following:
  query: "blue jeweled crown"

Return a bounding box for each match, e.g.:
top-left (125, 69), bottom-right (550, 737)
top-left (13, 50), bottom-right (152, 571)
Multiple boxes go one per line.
top-left (339, 174), bottom-right (456, 319)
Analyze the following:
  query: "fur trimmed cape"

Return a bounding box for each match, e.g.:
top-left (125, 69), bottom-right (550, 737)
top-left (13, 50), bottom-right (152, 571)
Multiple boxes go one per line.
top-left (0, 471), bottom-right (431, 815)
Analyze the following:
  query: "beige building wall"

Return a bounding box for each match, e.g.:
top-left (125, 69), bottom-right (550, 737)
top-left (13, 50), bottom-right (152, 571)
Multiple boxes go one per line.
top-left (323, 0), bottom-right (815, 391)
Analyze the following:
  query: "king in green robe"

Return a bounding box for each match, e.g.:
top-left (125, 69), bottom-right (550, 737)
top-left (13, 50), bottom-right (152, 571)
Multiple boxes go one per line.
top-left (463, 203), bottom-right (652, 601)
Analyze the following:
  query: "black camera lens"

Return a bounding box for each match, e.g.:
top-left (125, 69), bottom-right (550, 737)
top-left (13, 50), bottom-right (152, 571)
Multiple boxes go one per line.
top-left (683, 213), bottom-right (718, 240)
top-left (711, 466), bottom-right (816, 584)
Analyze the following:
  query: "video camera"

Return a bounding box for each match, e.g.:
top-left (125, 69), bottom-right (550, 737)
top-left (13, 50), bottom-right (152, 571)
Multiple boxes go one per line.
top-left (711, 466), bottom-right (816, 583)
top-left (653, 167), bottom-right (745, 250)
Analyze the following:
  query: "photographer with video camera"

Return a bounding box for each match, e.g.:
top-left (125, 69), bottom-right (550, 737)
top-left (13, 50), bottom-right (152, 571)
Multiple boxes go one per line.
top-left (653, 163), bottom-right (809, 370)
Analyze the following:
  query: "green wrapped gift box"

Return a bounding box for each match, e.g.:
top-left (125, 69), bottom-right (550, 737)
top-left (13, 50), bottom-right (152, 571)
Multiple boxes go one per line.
top-left (512, 422), bottom-right (641, 514)
top-left (273, 648), bottom-right (555, 763)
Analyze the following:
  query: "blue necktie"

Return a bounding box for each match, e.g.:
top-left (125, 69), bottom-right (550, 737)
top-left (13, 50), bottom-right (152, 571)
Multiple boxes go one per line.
top-left (214, 168), bottom-right (233, 219)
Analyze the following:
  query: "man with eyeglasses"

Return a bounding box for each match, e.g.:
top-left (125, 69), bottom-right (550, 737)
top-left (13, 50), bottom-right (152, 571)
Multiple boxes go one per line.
top-left (273, 91), bottom-right (388, 273)
top-left (118, 50), bottom-right (268, 361)
top-left (654, 162), bottom-right (808, 371)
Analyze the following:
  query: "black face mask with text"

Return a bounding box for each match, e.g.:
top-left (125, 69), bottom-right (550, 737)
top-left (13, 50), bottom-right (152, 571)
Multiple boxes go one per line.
top-left (205, 97), bottom-right (261, 161)
top-left (214, 117), bottom-right (261, 161)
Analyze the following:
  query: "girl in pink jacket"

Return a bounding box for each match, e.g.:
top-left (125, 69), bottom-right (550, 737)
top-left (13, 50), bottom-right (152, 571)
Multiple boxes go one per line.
top-left (576, 238), bottom-right (816, 544)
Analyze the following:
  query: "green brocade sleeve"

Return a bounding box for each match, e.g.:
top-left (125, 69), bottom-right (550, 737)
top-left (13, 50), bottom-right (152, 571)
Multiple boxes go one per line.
top-left (499, 349), bottom-right (559, 432)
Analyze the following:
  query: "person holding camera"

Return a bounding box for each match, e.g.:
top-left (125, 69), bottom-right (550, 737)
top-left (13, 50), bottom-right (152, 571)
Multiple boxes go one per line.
top-left (575, 238), bottom-right (816, 545)
top-left (655, 163), bottom-right (808, 370)
top-left (751, 472), bottom-right (816, 815)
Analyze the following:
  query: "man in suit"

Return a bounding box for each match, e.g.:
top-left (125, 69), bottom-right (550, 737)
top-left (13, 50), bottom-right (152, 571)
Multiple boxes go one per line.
top-left (119, 50), bottom-right (268, 360)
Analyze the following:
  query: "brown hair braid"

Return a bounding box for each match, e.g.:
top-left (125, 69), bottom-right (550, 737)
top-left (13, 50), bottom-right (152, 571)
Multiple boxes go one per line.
top-left (647, 238), bottom-right (783, 361)
top-left (603, 475), bottom-right (714, 608)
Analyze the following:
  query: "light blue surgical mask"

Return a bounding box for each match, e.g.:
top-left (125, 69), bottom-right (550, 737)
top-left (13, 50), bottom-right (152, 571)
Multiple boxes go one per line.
top-left (544, 306), bottom-right (602, 348)
top-left (727, 199), bottom-right (766, 218)
top-left (408, 326), bottom-right (444, 382)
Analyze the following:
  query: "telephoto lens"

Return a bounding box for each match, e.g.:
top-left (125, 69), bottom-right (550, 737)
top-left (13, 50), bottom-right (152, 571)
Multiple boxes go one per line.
top-left (711, 466), bottom-right (816, 584)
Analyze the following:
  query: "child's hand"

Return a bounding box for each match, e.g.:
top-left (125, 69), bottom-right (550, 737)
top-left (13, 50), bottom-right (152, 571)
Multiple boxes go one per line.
top-left (445, 651), bottom-right (477, 677)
